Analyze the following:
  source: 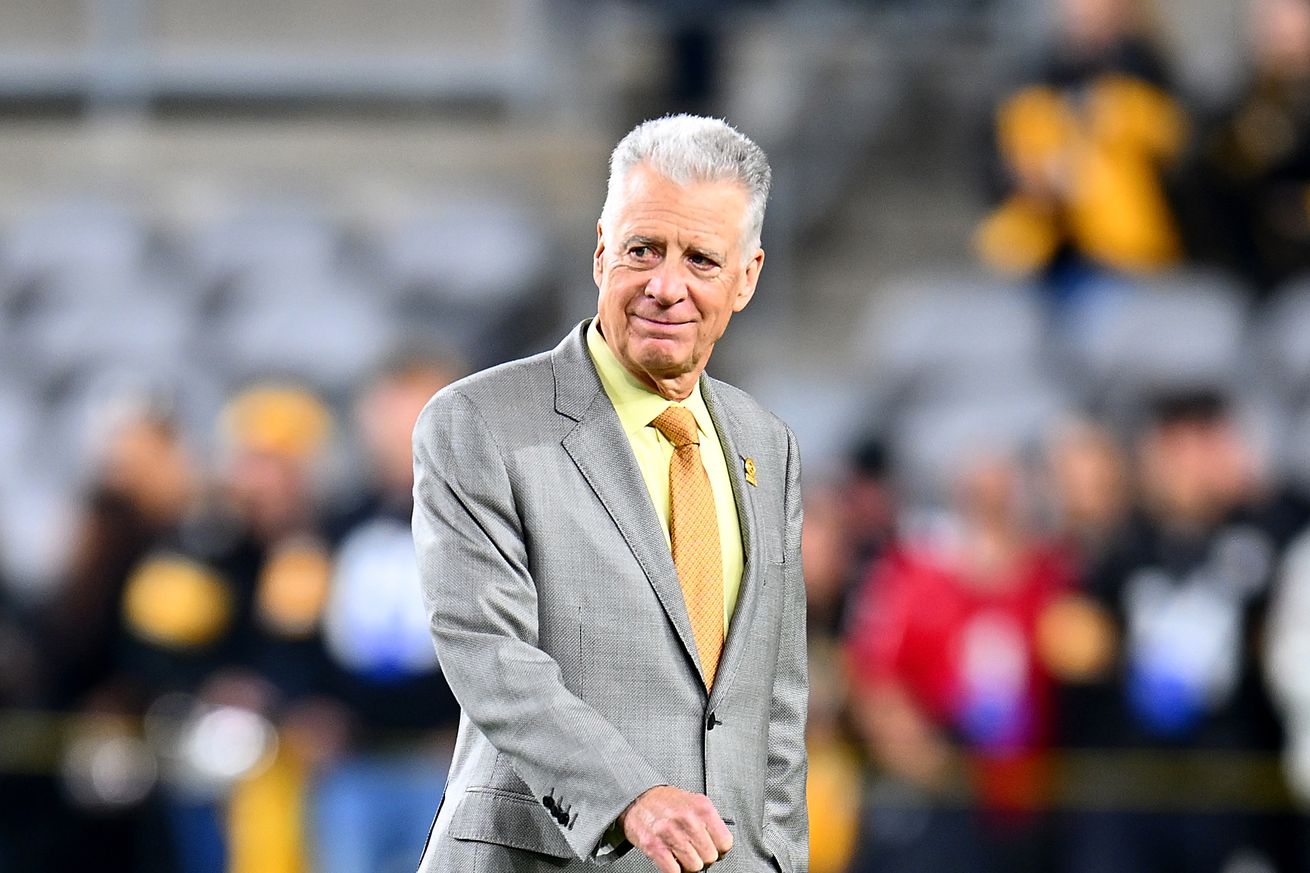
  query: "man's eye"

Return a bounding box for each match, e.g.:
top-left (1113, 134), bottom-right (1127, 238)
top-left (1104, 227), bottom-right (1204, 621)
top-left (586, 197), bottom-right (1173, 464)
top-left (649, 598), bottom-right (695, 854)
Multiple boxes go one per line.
top-left (689, 254), bottom-right (719, 269)
top-left (629, 245), bottom-right (654, 259)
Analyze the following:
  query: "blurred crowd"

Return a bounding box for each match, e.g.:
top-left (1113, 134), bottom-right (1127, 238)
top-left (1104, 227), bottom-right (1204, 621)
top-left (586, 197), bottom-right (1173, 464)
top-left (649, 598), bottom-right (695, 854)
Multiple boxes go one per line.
top-left (0, 352), bottom-right (465, 873)
top-left (976, 0), bottom-right (1310, 308)
top-left (806, 389), bottom-right (1310, 873)
top-left (808, 0), bottom-right (1310, 871)
top-left (0, 0), bottom-right (1308, 870)
top-left (807, 2), bottom-right (1310, 870)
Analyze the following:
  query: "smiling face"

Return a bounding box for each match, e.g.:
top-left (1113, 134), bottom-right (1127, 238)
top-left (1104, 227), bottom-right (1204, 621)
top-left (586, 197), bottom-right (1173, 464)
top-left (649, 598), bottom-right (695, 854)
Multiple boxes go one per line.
top-left (593, 164), bottom-right (764, 400)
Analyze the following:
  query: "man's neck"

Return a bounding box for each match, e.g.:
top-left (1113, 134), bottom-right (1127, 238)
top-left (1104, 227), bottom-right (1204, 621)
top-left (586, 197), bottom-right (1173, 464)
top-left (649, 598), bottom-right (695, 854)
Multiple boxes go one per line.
top-left (639, 369), bottom-right (699, 402)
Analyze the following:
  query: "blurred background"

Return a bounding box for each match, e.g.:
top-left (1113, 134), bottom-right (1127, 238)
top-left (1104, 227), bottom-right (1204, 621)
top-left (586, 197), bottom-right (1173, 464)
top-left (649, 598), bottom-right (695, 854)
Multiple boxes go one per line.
top-left (1, 0), bottom-right (1310, 871)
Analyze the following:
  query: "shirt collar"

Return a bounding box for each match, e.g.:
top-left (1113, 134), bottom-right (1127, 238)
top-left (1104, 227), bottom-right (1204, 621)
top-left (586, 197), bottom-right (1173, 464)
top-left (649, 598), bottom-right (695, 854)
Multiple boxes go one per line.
top-left (585, 317), bottom-right (715, 440)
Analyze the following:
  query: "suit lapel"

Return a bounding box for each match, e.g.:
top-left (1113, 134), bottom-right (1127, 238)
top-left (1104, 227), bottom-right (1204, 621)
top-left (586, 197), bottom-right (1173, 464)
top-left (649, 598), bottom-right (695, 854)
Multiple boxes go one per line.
top-left (554, 323), bottom-right (706, 685)
top-left (701, 378), bottom-right (764, 707)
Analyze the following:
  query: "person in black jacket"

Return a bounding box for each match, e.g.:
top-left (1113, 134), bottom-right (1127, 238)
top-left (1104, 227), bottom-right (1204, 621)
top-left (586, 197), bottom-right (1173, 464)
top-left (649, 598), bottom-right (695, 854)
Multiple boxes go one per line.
top-left (976, 0), bottom-right (1190, 311)
top-left (1181, 0), bottom-right (1310, 297)
top-left (1058, 390), bottom-right (1309, 873)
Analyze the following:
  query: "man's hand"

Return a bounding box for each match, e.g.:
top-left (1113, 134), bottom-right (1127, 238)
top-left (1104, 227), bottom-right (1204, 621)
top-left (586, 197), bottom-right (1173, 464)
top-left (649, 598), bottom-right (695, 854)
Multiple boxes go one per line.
top-left (619, 785), bottom-right (733, 873)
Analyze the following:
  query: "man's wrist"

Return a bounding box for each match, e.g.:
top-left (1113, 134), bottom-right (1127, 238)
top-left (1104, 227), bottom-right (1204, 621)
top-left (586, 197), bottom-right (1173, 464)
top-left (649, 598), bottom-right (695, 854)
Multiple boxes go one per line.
top-left (596, 783), bottom-right (665, 858)
top-left (601, 818), bottom-right (626, 851)
top-left (617, 783), bottom-right (667, 832)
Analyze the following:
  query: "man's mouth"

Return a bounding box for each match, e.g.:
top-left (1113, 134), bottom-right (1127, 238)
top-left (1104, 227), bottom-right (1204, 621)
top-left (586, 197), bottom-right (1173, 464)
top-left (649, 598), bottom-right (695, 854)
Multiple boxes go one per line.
top-left (633, 315), bottom-right (691, 328)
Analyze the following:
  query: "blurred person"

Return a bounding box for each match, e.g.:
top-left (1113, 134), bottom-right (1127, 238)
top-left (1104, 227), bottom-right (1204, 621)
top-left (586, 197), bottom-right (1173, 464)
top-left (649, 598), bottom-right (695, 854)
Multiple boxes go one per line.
top-left (1181, 0), bottom-right (1310, 295)
top-left (412, 115), bottom-right (808, 872)
top-left (800, 485), bottom-right (862, 873)
top-left (309, 349), bottom-right (464, 873)
top-left (842, 437), bottom-right (898, 611)
top-left (975, 0), bottom-right (1190, 310)
top-left (45, 408), bottom-right (200, 712)
top-left (1268, 526), bottom-right (1310, 873)
top-left (801, 441), bottom-right (898, 873)
top-left (0, 588), bottom-right (42, 712)
top-left (1032, 417), bottom-right (1127, 777)
top-left (112, 382), bottom-right (336, 873)
top-left (1059, 389), bottom-right (1310, 873)
top-left (1266, 485), bottom-right (1310, 873)
top-left (208, 383), bottom-right (340, 873)
top-left (28, 407), bottom-right (200, 873)
top-left (1042, 417), bottom-right (1133, 568)
top-left (115, 384), bottom-right (334, 706)
top-left (0, 577), bottom-right (59, 873)
top-left (804, 484), bottom-right (858, 640)
top-left (844, 451), bottom-right (1075, 873)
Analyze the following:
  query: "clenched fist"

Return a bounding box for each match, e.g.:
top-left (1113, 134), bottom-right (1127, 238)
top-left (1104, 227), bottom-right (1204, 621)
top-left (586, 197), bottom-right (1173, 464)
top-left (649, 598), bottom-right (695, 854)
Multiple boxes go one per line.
top-left (620, 785), bottom-right (733, 872)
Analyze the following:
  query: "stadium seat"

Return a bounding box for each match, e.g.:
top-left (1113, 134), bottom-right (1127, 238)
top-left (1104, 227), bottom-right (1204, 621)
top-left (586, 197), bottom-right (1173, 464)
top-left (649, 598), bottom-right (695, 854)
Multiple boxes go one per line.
top-left (890, 386), bottom-right (1069, 503)
top-left (1062, 269), bottom-right (1250, 414)
top-left (2, 199), bottom-right (149, 284)
top-left (211, 288), bottom-right (396, 393)
top-left (188, 203), bottom-right (342, 287)
top-left (1254, 274), bottom-right (1310, 405)
top-left (854, 270), bottom-right (1049, 413)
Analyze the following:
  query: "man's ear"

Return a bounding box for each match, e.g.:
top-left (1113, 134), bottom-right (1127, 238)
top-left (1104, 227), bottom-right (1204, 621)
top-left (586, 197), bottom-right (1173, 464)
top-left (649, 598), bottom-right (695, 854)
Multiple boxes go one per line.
top-left (733, 247), bottom-right (765, 313)
top-left (593, 222), bottom-right (606, 288)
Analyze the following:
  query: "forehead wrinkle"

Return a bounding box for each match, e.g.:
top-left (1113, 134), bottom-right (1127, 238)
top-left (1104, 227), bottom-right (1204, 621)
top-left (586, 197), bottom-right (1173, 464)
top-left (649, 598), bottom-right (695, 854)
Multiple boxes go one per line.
top-left (614, 205), bottom-right (739, 257)
top-left (607, 166), bottom-right (751, 251)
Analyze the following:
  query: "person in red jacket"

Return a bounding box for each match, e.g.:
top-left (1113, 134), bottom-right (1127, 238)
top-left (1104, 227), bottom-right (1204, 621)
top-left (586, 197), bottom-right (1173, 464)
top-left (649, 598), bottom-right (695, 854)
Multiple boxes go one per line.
top-left (845, 451), bottom-right (1074, 873)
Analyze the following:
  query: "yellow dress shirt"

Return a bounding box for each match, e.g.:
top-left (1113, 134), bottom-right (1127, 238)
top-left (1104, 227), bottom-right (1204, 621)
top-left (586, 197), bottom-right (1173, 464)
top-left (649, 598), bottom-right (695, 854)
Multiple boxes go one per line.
top-left (586, 318), bottom-right (744, 627)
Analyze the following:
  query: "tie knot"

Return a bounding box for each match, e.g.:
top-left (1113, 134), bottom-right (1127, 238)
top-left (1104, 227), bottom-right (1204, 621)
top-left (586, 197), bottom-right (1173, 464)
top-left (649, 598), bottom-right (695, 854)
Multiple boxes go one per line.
top-left (651, 406), bottom-right (699, 448)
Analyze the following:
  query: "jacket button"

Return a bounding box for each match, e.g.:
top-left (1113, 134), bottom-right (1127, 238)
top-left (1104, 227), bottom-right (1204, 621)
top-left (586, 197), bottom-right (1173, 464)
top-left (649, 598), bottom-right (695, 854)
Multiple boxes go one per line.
top-left (542, 795), bottom-right (555, 810)
top-left (706, 712), bottom-right (721, 731)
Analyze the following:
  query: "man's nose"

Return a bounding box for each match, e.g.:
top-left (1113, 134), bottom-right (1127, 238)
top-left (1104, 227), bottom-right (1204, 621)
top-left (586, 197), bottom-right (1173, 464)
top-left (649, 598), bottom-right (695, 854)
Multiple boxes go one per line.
top-left (644, 261), bottom-right (689, 304)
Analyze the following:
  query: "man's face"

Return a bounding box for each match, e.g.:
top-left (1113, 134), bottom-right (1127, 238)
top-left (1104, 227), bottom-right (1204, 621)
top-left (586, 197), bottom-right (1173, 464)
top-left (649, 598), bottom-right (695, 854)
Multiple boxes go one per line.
top-left (593, 164), bottom-right (763, 399)
top-left (1141, 419), bottom-right (1254, 524)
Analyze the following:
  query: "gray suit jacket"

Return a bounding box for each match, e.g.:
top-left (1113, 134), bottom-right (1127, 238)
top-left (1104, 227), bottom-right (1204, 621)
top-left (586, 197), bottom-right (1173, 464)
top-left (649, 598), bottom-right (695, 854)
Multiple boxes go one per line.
top-left (412, 321), bottom-right (808, 872)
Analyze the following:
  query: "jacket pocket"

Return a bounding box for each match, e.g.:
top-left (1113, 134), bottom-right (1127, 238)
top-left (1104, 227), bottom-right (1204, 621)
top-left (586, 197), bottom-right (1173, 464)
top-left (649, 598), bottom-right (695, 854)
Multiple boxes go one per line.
top-left (447, 787), bottom-right (575, 860)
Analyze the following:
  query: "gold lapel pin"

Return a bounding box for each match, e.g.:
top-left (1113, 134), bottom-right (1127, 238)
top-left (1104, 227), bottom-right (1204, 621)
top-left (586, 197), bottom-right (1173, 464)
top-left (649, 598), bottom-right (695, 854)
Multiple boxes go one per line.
top-left (743, 457), bottom-right (757, 487)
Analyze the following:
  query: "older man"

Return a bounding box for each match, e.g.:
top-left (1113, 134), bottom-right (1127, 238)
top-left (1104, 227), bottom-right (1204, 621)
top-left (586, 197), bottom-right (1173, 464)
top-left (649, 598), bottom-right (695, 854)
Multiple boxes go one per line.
top-left (412, 115), bottom-right (808, 873)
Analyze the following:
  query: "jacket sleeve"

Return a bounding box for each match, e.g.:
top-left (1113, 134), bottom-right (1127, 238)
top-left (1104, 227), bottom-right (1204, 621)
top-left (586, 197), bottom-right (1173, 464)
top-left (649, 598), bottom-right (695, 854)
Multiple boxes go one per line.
top-left (412, 389), bottom-right (663, 862)
top-left (764, 426), bottom-right (810, 872)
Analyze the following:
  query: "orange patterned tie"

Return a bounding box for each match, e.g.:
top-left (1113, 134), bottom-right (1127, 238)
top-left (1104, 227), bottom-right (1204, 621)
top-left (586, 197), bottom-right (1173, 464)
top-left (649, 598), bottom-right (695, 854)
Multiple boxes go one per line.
top-left (651, 406), bottom-right (724, 689)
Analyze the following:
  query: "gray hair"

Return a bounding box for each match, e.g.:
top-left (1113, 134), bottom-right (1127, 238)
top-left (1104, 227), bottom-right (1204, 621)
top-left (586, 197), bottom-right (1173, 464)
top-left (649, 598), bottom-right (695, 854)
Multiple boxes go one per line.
top-left (601, 114), bottom-right (772, 254)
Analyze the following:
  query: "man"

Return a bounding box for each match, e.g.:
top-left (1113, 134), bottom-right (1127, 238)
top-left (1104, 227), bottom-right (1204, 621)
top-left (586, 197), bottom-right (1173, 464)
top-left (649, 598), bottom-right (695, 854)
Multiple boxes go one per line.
top-left (974, 0), bottom-right (1187, 307)
top-left (1059, 390), bottom-right (1306, 873)
top-left (1182, 0), bottom-right (1310, 296)
top-left (412, 115), bottom-right (808, 872)
top-left (315, 349), bottom-right (464, 873)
